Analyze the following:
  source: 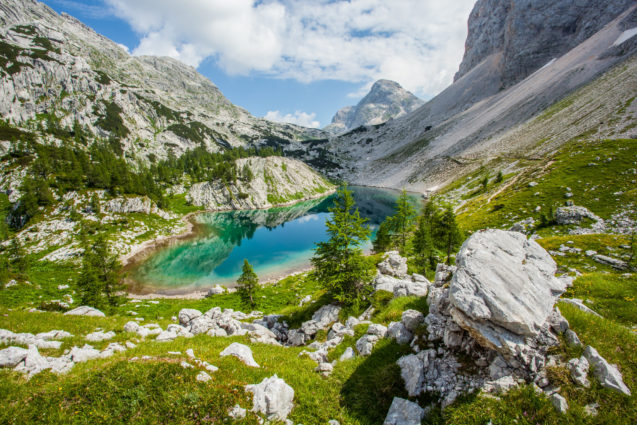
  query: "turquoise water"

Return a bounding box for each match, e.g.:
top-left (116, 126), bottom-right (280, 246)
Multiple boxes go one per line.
top-left (129, 186), bottom-right (420, 292)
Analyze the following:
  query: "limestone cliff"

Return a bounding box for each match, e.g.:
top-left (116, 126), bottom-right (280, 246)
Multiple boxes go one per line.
top-left (186, 157), bottom-right (334, 211)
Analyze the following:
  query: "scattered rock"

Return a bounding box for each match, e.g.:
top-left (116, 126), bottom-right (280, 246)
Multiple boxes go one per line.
top-left (220, 343), bottom-right (260, 368)
top-left (560, 299), bottom-right (601, 317)
top-left (592, 254), bottom-right (628, 270)
top-left (564, 329), bottom-right (582, 347)
top-left (196, 371), bottom-right (211, 382)
top-left (383, 397), bottom-right (425, 425)
top-left (315, 362), bottom-right (333, 376)
top-left (228, 404), bottom-right (247, 420)
top-left (378, 251), bottom-right (409, 278)
top-left (85, 330), bottom-right (115, 342)
top-left (206, 285), bottom-right (225, 296)
top-left (387, 322), bottom-right (413, 345)
top-left (584, 346), bottom-right (631, 395)
top-left (69, 345), bottom-right (102, 363)
top-left (568, 356), bottom-right (590, 387)
top-left (339, 347), bottom-right (355, 361)
top-left (401, 310), bottom-right (424, 332)
top-left (245, 374), bottom-right (295, 421)
top-left (550, 393), bottom-right (568, 413)
top-left (64, 306), bottom-right (105, 317)
top-left (0, 346), bottom-right (28, 368)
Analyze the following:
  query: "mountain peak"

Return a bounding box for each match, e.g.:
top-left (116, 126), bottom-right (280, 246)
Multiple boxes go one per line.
top-left (325, 79), bottom-right (423, 135)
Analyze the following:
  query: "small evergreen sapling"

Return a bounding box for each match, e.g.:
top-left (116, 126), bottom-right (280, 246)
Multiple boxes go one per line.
top-left (237, 259), bottom-right (259, 308)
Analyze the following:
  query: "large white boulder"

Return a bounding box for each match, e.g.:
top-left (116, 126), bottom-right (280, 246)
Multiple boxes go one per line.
top-left (220, 342), bottom-right (260, 368)
top-left (64, 306), bottom-right (105, 317)
top-left (448, 229), bottom-right (566, 355)
top-left (383, 397), bottom-right (425, 425)
top-left (245, 374), bottom-right (295, 421)
top-left (387, 322), bottom-right (413, 345)
top-left (85, 330), bottom-right (115, 342)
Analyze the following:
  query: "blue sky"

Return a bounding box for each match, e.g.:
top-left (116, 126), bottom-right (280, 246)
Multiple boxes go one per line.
top-left (40, 0), bottom-right (475, 128)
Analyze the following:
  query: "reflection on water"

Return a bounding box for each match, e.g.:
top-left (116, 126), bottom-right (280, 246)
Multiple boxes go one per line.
top-left (129, 186), bottom-right (421, 291)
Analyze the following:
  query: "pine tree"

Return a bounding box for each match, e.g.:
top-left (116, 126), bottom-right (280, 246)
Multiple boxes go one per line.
top-left (236, 259), bottom-right (259, 308)
top-left (495, 170), bottom-right (504, 183)
top-left (437, 206), bottom-right (463, 265)
top-left (89, 194), bottom-right (101, 215)
top-left (413, 211), bottom-right (434, 274)
top-left (372, 220), bottom-right (392, 253)
top-left (9, 238), bottom-right (29, 275)
top-left (390, 189), bottom-right (417, 253)
top-left (312, 184), bottom-right (374, 305)
top-left (77, 233), bottom-right (124, 309)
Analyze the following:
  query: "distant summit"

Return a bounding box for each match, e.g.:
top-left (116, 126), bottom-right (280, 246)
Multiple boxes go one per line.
top-left (324, 80), bottom-right (424, 134)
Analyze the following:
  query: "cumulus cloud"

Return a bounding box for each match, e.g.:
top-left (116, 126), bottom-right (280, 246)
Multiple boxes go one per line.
top-left (264, 110), bottom-right (321, 128)
top-left (104, 0), bottom-right (475, 98)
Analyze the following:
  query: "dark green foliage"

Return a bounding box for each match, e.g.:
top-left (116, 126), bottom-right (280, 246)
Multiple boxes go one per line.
top-left (0, 193), bottom-right (9, 241)
top-left (372, 220), bottom-right (392, 253)
top-left (89, 194), bottom-right (101, 215)
top-left (495, 170), bottom-right (504, 183)
top-left (11, 25), bottom-right (37, 36)
top-left (236, 259), bottom-right (259, 308)
top-left (95, 101), bottom-right (130, 140)
top-left (538, 206), bottom-right (557, 229)
top-left (412, 204), bottom-right (436, 274)
top-left (8, 238), bottom-right (29, 276)
top-left (0, 120), bottom-right (35, 145)
top-left (9, 177), bottom-right (54, 228)
top-left (481, 176), bottom-right (489, 191)
top-left (77, 232), bottom-right (124, 309)
top-left (312, 185), bottom-right (374, 305)
top-left (389, 189), bottom-right (417, 253)
top-left (434, 205), bottom-right (463, 265)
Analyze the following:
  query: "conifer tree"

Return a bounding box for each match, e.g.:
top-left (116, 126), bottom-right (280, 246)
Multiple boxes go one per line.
top-left (237, 259), bottom-right (259, 308)
top-left (372, 220), bottom-right (392, 253)
top-left (437, 206), bottom-right (463, 265)
top-left (413, 210), bottom-right (435, 273)
top-left (312, 184), bottom-right (374, 305)
top-left (9, 238), bottom-right (29, 275)
top-left (77, 233), bottom-right (124, 309)
top-left (390, 189), bottom-right (417, 253)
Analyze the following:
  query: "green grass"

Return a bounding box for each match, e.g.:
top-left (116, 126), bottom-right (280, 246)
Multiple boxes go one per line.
top-left (456, 139), bottom-right (637, 232)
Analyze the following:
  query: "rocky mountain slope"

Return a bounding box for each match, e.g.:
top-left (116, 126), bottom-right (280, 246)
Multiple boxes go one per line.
top-left (186, 157), bottom-right (334, 211)
top-left (323, 80), bottom-right (423, 135)
top-left (0, 0), bottom-right (327, 163)
top-left (327, 2), bottom-right (637, 191)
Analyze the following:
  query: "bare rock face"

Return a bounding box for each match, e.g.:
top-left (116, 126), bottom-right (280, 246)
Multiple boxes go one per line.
top-left (186, 157), bottom-right (333, 211)
top-left (324, 80), bottom-right (423, 134)
top-left (584, 346), bottom-right (631, 395)
top-left (455, 0), bottom-right (635, 88)
top-left (383, 397), bottom-right (425, 425)
top-left (449, 229), bottom-right (566, 357)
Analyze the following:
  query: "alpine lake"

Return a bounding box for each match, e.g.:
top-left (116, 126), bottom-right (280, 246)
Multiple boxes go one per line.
top-left (126, 186), bottom-right (422, 294)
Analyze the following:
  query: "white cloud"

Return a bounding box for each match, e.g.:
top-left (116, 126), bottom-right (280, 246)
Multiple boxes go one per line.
top-left (104, 0), bottom-right (476, 98)
top-left (264, 110), bottom-right (321, 128)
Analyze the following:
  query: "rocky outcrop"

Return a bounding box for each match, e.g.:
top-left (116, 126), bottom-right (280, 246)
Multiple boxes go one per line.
top-left (104, 196), bottom-right (174, 220)
top-left (584, 346), bottom-right (631, 395)
top-left (324, 80), bottom-right (423, 134)
top-left (448, 229), bottom-right (566, 358)
top-left (245, 375), bottom-right (295, 421)
top-left (455, 0), bottom-right (635, 88)
top-left (64, 306), bottom-right (105, 317)
top-left (186, 157), bottom-right (333, 211)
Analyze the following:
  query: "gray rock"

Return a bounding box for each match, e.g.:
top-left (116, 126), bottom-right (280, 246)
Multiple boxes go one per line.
top-left (560, 298), bottom-right (601, 317)
top-left (393, 279), bottom-right (429, 298)
top-left (555, 205), bottom-right (603, 225)
top-left (69, 345), bottom-right (102, 363)
top-left (401, 310), bottom-right (425, 332)
top-left (178, 309), bottom-right (203, 327)
top-left (356, 334), bottom-right (380, 356)
top-left (367, 324), bottom-right (387, 338)
top-left (220, 343), bottom-right (260, 368)
top-left (387, 322), bottom-right (413, 345)
top-left (564, 329), bottom-right (582, 347)
top-left (584, 346), bottom-right (631, 395)
top-left (378, 251), bottom-right (409, 278)
top-left (196, 371), bottom-right (211, 382)
top-left (85, 330), bottom-right (115, 342)
top-left (568, 356), bottom-right (590, 387)
top-left (592, 254), bottom-right (628, 270)
top-left (64, 306), bottom-right (105, 317)
top-left (245, 374), bottom-right (295, 421)
top-left (383, 397), bottom-right (425, 425)
top-left (550, 393), bottom-right (568, 413)
top-left (287, 329), bottom-right (308, 346)
top-left (396, 354), bottom-right (424, 397)
top-left (0, 346), bottom-right (28, 368)
top-left (14, 345), bottom-right (51, 376)
top-left (449, 230), bottom-right (566, 356)
top-left (228, 404), bottom-right (247, 420)
top-left (315, 362), bottom-right (333, 376)
top-left (434, 264), bottom-right (456, 286)
top-left (548, 308), bottom-right (569, 334)
top-left (339, 347), bottom-right (355, 362)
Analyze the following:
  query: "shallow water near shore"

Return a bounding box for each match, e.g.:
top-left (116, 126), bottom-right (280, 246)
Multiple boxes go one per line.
top-left (128, 186), bottom-right (421, 293)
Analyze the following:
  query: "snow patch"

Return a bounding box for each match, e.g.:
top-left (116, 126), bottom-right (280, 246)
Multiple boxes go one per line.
top-left (613, 27), bottom-right (637, 46)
